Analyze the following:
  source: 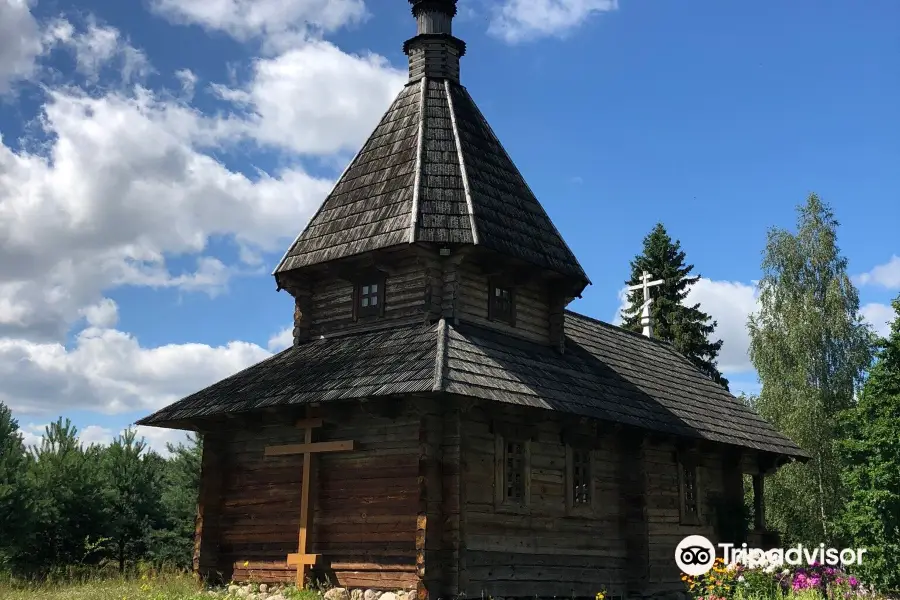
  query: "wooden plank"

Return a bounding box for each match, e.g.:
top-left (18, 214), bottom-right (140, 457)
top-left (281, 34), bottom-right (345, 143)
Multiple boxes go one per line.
top-left (297, 421), bottom-right (314, 586)
top-left (286, 553), bottom-right (320, 566)
top-left (265, 440), bottom-right (355, 457)
top-left (295, 418), bottom-right (324, 430)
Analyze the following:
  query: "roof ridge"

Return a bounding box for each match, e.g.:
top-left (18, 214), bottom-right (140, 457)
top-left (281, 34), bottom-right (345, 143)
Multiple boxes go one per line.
top-left (407, 77), bottom-right (427, 243)
top-left (432, 317), bottom-right (448, 392)
top-left (445, 79), bottom-right (479, 244)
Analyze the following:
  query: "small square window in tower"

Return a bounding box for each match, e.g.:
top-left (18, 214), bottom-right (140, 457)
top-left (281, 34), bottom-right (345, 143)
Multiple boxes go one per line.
top-left (355, 276), bottom-right (385, 319)
top-left (488, 281), bottom-right (515, 326)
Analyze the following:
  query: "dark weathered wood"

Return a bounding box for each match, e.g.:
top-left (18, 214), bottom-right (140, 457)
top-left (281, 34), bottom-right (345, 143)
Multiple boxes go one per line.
top-left (195, 433), bottom-right (225, 582)
top-left (265, 440), bottom-right (355, 457)
top-left (753, 474), bottom-right (765, 529)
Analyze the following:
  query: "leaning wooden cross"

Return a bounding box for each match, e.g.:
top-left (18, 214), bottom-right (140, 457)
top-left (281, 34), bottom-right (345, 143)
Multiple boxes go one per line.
top-left (264, 416), bottom-right (355, 586)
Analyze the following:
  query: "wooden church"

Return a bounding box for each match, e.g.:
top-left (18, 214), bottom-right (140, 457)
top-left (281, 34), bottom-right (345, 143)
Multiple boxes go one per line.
top-left (138, 1), bottom-right (807, 598)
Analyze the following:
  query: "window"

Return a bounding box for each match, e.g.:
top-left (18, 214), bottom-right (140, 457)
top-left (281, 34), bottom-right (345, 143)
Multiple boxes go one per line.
top-left (679, 458), bottom-right (700, 524)
top-left (505, 440), bottom-right (526, 502)
top-left (494, 434), bottom-right (530, 510)
top-left (565, 445), bottom-right (594, 514)
top-left (572, 448), bottom-right (591, 505)
top-left (488, 281), bottom-right (515, 325)
top-left (354, 275), bottom-right (384, 319)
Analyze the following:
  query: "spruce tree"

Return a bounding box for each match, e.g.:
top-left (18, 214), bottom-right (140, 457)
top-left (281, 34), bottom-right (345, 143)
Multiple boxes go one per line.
top-left (621, 223), bottom-right (729, 388)
top-left (837, 295), bottom-right (900, 592)
top-left (748, 194), bottom-right (873, 544)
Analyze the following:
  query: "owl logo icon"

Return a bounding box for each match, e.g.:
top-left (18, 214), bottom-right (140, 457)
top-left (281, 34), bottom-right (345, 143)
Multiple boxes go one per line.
top-left (675, 535), bottom-right (716, 576)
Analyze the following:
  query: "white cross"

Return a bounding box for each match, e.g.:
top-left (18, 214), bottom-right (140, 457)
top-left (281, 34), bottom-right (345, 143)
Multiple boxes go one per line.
top-left (627, 270), bottom-right (665, 338)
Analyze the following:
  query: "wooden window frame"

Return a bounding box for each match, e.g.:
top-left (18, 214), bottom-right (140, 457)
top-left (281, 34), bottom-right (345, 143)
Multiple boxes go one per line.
top-left (565, 444), bottom-right (596, 516)
top-left (678, 453), bottom-right (701, 525)
top-left (488, 279), bottom-right (516, 326)
top-left (352, 271), bottom-right (386, 321)
top-left (494, 433), bottom-right (531, 513)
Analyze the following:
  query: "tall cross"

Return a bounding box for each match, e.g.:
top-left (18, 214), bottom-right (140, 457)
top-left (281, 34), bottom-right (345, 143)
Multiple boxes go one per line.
top-left (627, 270), bottom-right (665, 338)
top-left (264, 412), bottom-right (355, 586)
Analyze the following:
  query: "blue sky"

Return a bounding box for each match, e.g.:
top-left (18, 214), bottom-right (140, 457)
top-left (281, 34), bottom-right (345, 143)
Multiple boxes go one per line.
top-left (1, 0), bottom-right (897, 452)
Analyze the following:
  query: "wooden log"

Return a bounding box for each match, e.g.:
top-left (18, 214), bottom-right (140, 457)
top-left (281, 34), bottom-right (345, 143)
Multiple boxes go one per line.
top-left (265, 440), bottom-right (355, 457)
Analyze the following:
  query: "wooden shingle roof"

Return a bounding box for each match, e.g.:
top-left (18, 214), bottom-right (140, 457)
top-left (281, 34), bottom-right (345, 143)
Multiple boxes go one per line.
top-left (138, 315), bottom-right (806, 460)
top-left (273, 77), bottom-right (589, 286)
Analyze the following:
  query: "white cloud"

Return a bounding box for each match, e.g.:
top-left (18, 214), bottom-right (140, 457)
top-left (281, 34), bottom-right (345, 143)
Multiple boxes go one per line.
top-left (0, 84), bottom-right (332, 341)
top-left (856, 255), bottom-right (900, 290)
top-left (17, 422), bottom-right (46, 449)
top-left (0, 9), bottom-right (400, 422)
top-left (44, 18), bottom-right (151, 83)
top-left (0, 0), bottom-right (42, 92)
top-left (614, 278), bottom-right (759, 375)
top-left (175, 68), bottom-right (198, 100)
top-left (861, 302), bottom-right (895, 339)
top-left (0, 325), bottom-right (272, 416)
top-left (149, 0), bottom-right (367, 52)
top-left (18, 421), bottom-right (191, 456)
top-left (214, 41), bottom-right (406, 154)
top-left (133, 426), bottom-right (191, 457)
top-left (80, 298), bottom-right (119, 328)
top-left (79, 424), bottom-right (115, 446)
top-left (267, 326), bottom-right (293, 352)
top-left (489, 0), bottom-right (618, 43)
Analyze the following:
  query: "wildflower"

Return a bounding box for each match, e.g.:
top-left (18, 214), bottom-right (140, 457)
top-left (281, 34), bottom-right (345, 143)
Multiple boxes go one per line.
top-left (849, 577), bottom-right (859, 589)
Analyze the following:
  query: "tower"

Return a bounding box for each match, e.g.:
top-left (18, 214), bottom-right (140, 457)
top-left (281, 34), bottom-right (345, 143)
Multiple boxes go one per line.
top-left (273, 0), bottom-right (590, 350)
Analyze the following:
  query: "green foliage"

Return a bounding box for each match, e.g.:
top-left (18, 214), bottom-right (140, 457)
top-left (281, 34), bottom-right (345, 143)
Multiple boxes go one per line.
top-left (0, 405), bottom-right (202, 578)
top-left (622, 222), bottom-right (729, 388)
top-left (24, 418), bottom-right (112, 569)
top-left (747, 194), bottom-right (874, 545)
top-left (148, 434), bottom-right (202, 569)
top-left (0, 403), bottom-right (30, 568)
top-left (104, 429), bottom-right (167, 572)
top-left (837, 294), bottom-right (900, 593)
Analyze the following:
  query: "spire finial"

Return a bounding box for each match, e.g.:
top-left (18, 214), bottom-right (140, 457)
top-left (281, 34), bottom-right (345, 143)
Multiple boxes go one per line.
top-left (403, 0), bottom-right (466, 82)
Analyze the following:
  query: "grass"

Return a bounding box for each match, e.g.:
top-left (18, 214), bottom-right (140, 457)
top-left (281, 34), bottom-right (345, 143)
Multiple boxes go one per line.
top-left (0, 570), bottom-right (323, 600)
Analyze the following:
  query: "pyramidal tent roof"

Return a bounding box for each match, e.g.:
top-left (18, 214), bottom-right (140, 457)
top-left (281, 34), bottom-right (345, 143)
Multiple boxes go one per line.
top-left (273, 2), bottom-right (589, 288)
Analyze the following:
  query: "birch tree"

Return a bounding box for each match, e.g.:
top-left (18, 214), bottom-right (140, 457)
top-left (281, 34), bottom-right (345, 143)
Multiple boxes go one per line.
top-left (748, 193), bottom-right (873, 544)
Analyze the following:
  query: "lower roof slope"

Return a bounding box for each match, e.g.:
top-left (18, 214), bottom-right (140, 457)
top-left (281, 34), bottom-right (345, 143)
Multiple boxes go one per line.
top-left (138, 315), bottom-right (806, 459)
top-left (274, 78), bottom-right (588, 286)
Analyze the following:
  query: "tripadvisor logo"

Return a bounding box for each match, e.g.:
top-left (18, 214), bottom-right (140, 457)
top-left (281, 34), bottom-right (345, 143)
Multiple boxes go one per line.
top-left (676, 535), bottom-right (717, 576)
top-left (675, 536), bottom-right (867, 575)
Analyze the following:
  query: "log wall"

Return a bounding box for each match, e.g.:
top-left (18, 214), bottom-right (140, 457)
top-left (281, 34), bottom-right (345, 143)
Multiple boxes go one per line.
top-left (307, 253), bottom-right (434, 338)
top-left (457, 402), bottom-right (742, 599)
top-left (459, 404), bottom-right (629, 599)
top-left (457, 262), bottom-right (551, 343)
top-left (195, 397), bottom-right (747, 598)
top-left (196, 402), bottom-right (423, 589)
top-left (642, 442), bottom-right (726, 593)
